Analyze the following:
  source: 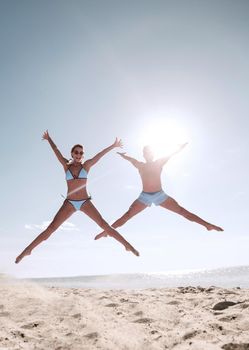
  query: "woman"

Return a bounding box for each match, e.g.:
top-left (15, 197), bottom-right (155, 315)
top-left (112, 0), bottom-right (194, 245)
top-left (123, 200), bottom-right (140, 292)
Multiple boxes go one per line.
top-left (95, 143), bottom-right (223, 240)
top-left (15, 130), bottom-right (139, 263)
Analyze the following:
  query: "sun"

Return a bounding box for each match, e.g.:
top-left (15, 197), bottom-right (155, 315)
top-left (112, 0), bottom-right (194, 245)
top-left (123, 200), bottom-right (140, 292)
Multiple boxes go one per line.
top-left (137, 119), bottom-right (189, 158)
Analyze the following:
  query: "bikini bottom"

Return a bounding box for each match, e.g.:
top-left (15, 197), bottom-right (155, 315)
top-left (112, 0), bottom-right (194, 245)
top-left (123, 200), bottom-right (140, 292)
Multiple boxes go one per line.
top-left (66, 197), bottom-right (91, 210)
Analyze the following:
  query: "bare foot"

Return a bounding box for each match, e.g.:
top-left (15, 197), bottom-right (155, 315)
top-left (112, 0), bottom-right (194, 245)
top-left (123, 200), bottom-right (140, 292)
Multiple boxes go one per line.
top-left (125, 245), bottom-right (140, 257)
top-left (15, 249), bottom-right (31, 264)
top-left (94, 231), bottom-right (108, 240)
top-left (131, 248), bottom-right (140, 257)
top-left (206, 224), bottom-right (224, 232)
top-left (99, 229), bottom-right (140, 256)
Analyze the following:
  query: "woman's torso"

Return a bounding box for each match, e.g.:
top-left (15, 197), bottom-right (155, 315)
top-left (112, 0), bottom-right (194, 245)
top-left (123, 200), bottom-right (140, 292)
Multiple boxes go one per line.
top-left (65, 163), bottom-right (89, 200)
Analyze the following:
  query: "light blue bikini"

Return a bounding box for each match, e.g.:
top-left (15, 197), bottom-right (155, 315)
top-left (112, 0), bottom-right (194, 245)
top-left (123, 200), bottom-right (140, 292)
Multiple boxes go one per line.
top-left (66, 167), bottom-right (88, 181)
top-left (65, 166), bottom-right (90, 210)
top-left (137, 190), bottom-right (168, 206)
top-left (67, 198), bottom-right (91, 210)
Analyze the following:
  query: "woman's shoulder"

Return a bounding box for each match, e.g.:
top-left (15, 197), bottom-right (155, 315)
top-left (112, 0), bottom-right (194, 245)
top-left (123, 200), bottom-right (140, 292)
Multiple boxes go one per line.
top-left (81, 160), bottom-right (91, 171)
top-left (64, 159), bottom-right (73, 170)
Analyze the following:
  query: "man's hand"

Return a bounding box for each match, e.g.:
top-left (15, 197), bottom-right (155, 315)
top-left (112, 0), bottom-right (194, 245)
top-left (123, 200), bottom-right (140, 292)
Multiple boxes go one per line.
top-left (117, 151), bottom-right (127, 158)
top-left (179, 142), bottom-right (188, 150)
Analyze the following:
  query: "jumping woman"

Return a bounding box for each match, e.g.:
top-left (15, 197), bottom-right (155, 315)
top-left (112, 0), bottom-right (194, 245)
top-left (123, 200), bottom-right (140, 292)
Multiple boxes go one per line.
top-left (15, 130), bottom-right (139, 263)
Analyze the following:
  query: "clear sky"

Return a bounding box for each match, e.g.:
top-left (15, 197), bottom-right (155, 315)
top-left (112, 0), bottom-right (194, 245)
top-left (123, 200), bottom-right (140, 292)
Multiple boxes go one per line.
top-left (1, 0), bottom-right (249, 278)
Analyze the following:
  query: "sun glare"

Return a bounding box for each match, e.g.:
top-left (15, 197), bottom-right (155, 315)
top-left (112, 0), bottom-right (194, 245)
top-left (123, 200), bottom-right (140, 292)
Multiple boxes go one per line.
top-left (138, 119), bottom-right (189, 158)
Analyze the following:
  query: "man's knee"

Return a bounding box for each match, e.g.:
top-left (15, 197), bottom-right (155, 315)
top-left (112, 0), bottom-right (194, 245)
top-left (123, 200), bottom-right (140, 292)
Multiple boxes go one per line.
top-left (175, 206), bottom-right (186, 216)
top-left (127, 207), bottom-right (135, 217)
top-left (180, 208), bottom-right (193, 220)
top-left (119, 210), bottom-right (133, 223)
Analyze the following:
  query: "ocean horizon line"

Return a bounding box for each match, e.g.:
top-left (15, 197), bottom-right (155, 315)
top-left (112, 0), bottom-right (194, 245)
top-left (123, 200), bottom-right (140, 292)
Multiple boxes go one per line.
top-left (14, 265), bottom-right (249, 289)
top-left (17, 264), bottom-right (249, 281)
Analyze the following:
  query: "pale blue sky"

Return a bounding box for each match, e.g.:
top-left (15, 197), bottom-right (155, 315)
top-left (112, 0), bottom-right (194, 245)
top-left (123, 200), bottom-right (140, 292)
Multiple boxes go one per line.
top-left (1, 0), bottom-right (249, 278)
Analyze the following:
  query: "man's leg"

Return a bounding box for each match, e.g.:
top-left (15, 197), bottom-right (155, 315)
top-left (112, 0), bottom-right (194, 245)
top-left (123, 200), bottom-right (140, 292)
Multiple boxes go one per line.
top-left (160, 197), bottom-right (223, 231)
top-left (95, 199), bottom-right (147, 240)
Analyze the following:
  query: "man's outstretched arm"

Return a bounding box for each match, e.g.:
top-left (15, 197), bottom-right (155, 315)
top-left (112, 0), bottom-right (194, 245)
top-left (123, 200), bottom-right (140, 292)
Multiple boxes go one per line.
top-left (117, 152), bottom-right (141, 168)
top-left (157, 142), bottom-right (188, 166)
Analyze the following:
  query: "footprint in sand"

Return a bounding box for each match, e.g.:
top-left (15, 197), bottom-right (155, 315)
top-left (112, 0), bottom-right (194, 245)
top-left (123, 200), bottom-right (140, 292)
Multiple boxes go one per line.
top-left (182, 330), bottom-right (199, 340)
top-left (133, 317), bottom-right (154, 324)
top-left (128, 301), bottom-right (139, 309)
top-left (238, 303), bottom-right (249, 309)
top-left (21, 322), bottom-right (39, 329)
top-left (219, 315), bottom-right (239, 322)
top-left (150, 329), bottom-right (161, 340)
top-left (0, 312), bottom-right (10, 317)
top-left (222, 290), bottom-right (240, 296)
top-left (11, 330), bottom-right (26, 339)
top-left (167, 300), bottom-right (181, 305)
top-left (84, 332), bottom-right (99, 340)
top-left (120, 298), bottom-right (129, 303)
top-left (213, 301), bottom-right (237, 310)
top-left (105, 303), bottom-right (119, 307)
top-left (222, 344), bottom-right (249, 350)
top-left (134, 311), bottom-right (143, 316)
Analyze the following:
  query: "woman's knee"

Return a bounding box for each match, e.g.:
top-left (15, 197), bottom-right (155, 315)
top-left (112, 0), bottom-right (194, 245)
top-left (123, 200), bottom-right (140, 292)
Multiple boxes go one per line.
top-left (41, 231), bottom-right (52, 241)
top-left (47, 221), bottom-right (60, 234)
top-left (38, 228), bottom-right (53, 242)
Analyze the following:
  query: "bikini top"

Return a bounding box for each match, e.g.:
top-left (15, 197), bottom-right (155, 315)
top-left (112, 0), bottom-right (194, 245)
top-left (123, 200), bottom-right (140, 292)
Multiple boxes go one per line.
top-left (65, 166), bottom-right (88, 181)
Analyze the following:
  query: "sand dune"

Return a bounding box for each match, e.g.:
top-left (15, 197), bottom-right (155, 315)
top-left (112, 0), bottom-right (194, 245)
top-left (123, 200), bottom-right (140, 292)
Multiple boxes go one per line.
top-left (1, 277), bottom-right (249, 349)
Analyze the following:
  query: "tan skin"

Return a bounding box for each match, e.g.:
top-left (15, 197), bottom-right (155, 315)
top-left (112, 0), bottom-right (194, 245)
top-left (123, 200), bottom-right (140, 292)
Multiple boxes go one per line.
top-left (95, 143), bottom-right (223, 241)
top-left (15, 131), bottom-right (139, 264)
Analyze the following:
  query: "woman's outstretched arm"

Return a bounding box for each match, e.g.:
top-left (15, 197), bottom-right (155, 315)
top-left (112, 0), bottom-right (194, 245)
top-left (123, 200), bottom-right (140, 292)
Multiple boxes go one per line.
top-left (84, 138), bottom-right (123, 169)
top-left (42, 130), bottom-right (68, 169)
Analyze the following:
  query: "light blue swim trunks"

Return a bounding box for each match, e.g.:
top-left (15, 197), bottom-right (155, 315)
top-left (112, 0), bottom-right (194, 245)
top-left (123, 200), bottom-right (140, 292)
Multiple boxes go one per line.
top-left (137, 190), bottom-right (168, 206)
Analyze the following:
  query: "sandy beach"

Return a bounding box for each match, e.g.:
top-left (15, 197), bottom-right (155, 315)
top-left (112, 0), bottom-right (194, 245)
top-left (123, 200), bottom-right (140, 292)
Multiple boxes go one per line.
top-left (1, 277), bottom-right (249, 350)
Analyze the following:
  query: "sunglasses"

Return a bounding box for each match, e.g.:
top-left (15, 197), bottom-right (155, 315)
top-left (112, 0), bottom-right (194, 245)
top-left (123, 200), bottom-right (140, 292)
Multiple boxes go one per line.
top-left (73, 150), bottom-right (83, 155)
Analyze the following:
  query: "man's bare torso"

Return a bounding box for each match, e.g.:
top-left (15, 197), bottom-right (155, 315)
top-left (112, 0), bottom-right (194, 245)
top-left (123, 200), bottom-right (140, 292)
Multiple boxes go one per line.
top-left (137, 161), bottom-right (163, 192)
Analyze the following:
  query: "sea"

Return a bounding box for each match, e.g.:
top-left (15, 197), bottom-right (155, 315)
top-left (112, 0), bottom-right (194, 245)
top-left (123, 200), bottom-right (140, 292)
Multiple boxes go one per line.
top-left (27, 266), bottom-right (249, 289)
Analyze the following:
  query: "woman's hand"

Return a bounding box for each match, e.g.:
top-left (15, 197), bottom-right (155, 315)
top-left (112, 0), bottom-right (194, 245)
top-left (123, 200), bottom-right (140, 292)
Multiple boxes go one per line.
top-left (112, 137), bottom-right (123, 149)
top-left (42, 130), bottom-right (50, 141)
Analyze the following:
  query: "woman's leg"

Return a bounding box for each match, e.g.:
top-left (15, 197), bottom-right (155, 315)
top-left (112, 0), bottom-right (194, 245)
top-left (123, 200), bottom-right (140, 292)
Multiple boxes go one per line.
top-left (15, 201), bottom-right (76, 263)
top-left (160, 197), bottom-right (223, 231)
top-left (94, 200), bottom-right (147, 240)
top-left (80, 201), bottom-right (140, 256)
